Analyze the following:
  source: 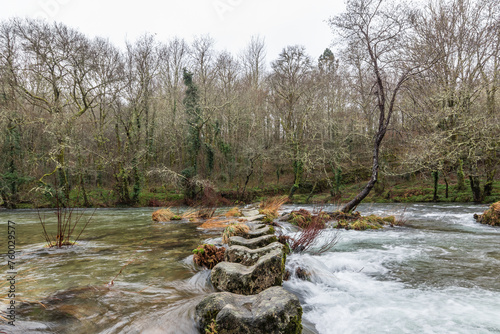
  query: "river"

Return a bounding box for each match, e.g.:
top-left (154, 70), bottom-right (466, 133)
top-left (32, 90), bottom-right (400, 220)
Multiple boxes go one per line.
top-left (0, 203), bottom-right (499, 333)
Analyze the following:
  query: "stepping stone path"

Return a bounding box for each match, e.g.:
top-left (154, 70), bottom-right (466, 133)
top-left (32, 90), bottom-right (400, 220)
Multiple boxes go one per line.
top-left (195, 211), bottom-right (302, 334)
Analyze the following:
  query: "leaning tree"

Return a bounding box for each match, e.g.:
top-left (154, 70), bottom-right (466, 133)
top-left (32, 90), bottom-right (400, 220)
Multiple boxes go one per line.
top-left (330, 0), bottom-right (425, 212)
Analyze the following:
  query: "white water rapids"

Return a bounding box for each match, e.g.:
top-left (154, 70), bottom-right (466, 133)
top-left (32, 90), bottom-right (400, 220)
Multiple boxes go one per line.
top-left (281, 203), bottom-right (500, 334)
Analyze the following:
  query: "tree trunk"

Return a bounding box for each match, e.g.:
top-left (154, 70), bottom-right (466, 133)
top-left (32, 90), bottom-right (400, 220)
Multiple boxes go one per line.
top-left (432, 171), bottom-right (439, 202)
top-left (341, 136), bottom-right (381, 213)
top-left (306, 181), bottom-right (318, 203)
top-left (469, 175), bottom-right (483, 203)
top-left (443, 174), bottom-right (449, 198)
top-left (483, 169), bottom-right (495, 198)
top-left (288, 159), bottom-right (303, 200)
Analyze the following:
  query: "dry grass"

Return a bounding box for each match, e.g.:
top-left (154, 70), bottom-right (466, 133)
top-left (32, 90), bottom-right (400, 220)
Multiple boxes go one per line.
top-left (259, 196), bottom-right (288, 223)
top-left (151, 208), bottom-right (175, 222)
top-left (199, 218), bottom-right (233, 229)
top-left (222, 223), bottom-right (250, 243)
top-left (225, 207), bottom-right (243, 217)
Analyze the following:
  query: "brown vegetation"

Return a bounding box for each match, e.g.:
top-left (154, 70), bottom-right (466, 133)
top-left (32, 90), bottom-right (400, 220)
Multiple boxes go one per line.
top-left (259, 196), bottom-right (288, 223)
top-left (151, 208), bottom-right (181, 222)
top-left (225, 207), bottom-right (243, 217)
top-left (222, 223), bottom-right (250, 243)
top-left (193, 244), bottom-right (225, 269)
top-left (474, 202), bottom-right (500, 226)
top-left (288, 209), bottom-right (330, 228)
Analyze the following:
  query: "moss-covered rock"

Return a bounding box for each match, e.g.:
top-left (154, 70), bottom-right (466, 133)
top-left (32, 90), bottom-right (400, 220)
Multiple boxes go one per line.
top-left (195, 286), bottom-right (302, 334)
top-left (474, 202), bottom-right (500, 226)
top-left (334, 213), bottom-right (395, 230)
top-left (211, 247), bottom-right (285, 295)
top-left (287, 209), bottom-right (330, 228)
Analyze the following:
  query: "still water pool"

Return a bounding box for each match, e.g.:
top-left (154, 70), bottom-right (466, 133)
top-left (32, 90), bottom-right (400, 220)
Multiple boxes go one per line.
top-left (0, 203), bottom-right (499, 333)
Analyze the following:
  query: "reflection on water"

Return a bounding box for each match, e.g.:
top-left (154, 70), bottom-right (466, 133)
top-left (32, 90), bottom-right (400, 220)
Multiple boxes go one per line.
top-left (1, 203), bottom-right (499, 333)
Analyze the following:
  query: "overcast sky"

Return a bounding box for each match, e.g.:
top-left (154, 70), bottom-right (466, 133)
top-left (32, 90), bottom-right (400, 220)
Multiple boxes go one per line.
top-left (1, 0), bottom-right (346, 63)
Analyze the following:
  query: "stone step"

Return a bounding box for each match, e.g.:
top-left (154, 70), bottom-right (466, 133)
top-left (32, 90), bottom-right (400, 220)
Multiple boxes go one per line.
top-left (195, 286), bottom-right (302, 334)
top-left (246, 224), bottom-right (275, 238)
top-left (228, 234), bottom-right (277, 249)
top-left (224, 242), bottom-right (284, 266)
top-left (211, 247), bottom-right (285, 295)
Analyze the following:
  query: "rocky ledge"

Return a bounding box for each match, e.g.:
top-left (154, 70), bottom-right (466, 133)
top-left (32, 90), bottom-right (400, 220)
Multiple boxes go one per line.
top-left (194, 209), bottom-right (302, 333)
top-left (195, 286), bottom-right (302, 334)
top-left (211, 246), bottom-right (285, 295)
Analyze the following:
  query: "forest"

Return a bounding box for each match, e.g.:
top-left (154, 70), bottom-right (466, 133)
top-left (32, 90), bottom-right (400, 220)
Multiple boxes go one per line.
top-left (0, 0), bottom-right (499, 209)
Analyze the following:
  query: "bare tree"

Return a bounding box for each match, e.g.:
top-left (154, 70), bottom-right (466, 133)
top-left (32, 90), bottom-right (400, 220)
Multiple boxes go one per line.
top-left (269, 45), bottom-right (315, 199)
top-left (330, 0), bottom-right (422, 212)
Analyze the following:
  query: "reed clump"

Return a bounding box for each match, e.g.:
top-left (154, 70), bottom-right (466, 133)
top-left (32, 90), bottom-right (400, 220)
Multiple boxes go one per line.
top-left (259, 196), bottom-right (288, 223)
top-left (222, 223), bottom-right (250, 243)
top-left (38, 203), bottom-right (94, 248)
top-left (225, 207), bottom-right (243, 217)
top-left (151, 208), bottom-right (179, 222)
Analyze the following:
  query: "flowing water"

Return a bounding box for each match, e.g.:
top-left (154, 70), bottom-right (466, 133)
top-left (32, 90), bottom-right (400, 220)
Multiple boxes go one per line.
top-left (0, 203), bottom-right (499, 333)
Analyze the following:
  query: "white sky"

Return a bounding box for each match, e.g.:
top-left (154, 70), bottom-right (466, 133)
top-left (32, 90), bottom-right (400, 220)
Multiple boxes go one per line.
top-left (0, 0), bottom-right (345, 63)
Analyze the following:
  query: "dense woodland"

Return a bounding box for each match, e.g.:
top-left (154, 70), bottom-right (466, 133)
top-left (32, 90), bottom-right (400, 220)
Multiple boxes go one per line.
top-left (0, 0), bottom-right (499, 208)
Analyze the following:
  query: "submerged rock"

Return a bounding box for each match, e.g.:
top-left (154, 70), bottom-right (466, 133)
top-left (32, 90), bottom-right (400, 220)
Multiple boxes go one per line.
top-left (474, 201), bottom-right (500, 226)
top-left (211, 247), bottom-right (285, 295)
top-left (228, 234), bottom-right (277, 249)
top-left (195, 286), bottom-right (302, 334)
top-left (224, 242), bottom-right (284, 266)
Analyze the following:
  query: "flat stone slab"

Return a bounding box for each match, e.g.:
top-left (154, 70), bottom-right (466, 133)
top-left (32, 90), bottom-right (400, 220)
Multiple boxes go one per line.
top-left (211, 248), bottom-right (285, 295)
top-left (225, 242), bottom-right (284, 266)
top-left (195, 286), bottom-right (302, 334)
top-left (241, 208), bottom-right (261, 217)
top-left (247, 225), bottom-right (275, 238)
top-left (229, 234), bottom-right (277, 249)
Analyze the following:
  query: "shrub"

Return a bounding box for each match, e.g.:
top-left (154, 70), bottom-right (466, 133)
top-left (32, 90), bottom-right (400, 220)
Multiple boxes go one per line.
top-left (38, 204), bottom-right (94, 248)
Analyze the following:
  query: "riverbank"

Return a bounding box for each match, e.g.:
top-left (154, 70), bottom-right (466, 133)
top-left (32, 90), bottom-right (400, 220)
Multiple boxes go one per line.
top-left (3, 177), bottom-right (499, 209)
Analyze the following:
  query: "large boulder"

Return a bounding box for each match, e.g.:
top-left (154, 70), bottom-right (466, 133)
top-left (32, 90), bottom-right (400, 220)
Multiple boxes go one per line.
top-left (211, 248), bottom-right (285, 295)
top-left (195, 286), bottom-right (302, 334)
top-left (229, 234), bottom-right (277, 249)
top-left (224, 242), bottom-right (284, 266)
top-left (474, 201), bottom-right (500, 226)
